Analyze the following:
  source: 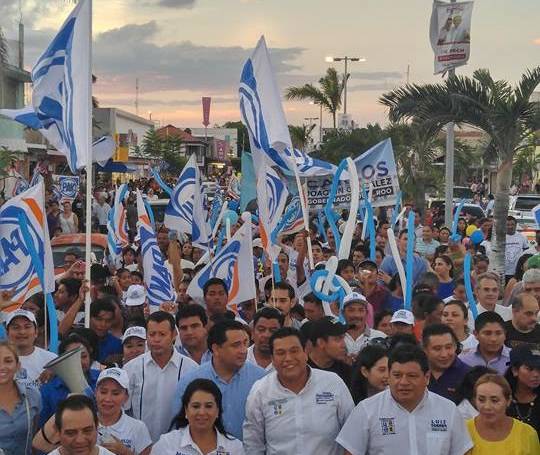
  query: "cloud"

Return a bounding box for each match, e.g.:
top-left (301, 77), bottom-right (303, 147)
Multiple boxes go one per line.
top-left (100, 95), bottom-right (237, 107)
top-left (0, 1), bottom-right (60, 29)
top-left (157, 0), bottom-right (196, 7)
top-left (92, 21), bottom-right (304, 93)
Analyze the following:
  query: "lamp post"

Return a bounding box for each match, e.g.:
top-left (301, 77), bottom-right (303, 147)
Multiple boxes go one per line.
top-left (325, 56), bottom-right (366, 115)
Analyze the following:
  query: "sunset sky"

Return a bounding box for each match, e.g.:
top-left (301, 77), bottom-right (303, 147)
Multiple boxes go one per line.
top-left (2, 0), bottom-right (540, 130)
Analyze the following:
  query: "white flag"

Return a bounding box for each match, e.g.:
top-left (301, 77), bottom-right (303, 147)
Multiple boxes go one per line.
top-left (0, 180), bottom-right (55, 307)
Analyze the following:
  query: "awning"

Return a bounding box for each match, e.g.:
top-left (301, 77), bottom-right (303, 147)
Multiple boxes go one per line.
top-left (96, 159), bottom-right (137, 173)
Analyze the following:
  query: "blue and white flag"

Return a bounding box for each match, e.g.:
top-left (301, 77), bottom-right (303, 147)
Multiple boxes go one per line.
top-left (136, 190), bottom-right (175, 306)
top-left (187, 215), bottom-right (256, 309)
top-left (209, 187), bottom-right (224, 230)
top-left (532, 203), bottom-right (540, 229)
top-left (257, 164), bottom-right (288, 261)
top-left (239, 36), bottom-right (293, 173)
top-left (0, 0), bottom-right (92, 173)
top-left (164, 154), bottom-right (211, 250)
top-left (283, 148), bottom-right (336, 177)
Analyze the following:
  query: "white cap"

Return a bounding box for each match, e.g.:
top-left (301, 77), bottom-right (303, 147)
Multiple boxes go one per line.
top-left (122, 326), bottom-right (147, 343)
top-left (390, 309), bottom-right (415, 326)
top-left (97, 368), bottom-right (129, 391)
top-left (125, 285), bottom-right (146, 307)
top-left (252, 238), bottom-right (263, 248)
top-left (343, 292), bottom-right (368, 307)
top-left (5, 309), bottom-right (37, 327)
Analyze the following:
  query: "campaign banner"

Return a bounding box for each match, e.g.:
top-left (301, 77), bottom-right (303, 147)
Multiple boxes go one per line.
top-left (430, 1), bottom-right (474, 75)
top-left (306, 139), bottom-right (400, 210)
top-left (53, 175), bottom-right (80, 200)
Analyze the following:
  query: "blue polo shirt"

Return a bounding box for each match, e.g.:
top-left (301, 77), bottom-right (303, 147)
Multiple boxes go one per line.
top-left (380, 254), bottom-right (427, 287)
top-left (98, 333), bottom-right (123, 363)
top-left (428, 357), bottom-right (470, 404)
top-left (172, 361), bottom-right (266, 440)
top-left (39, 368), bottom-right (100, 426)
top-left (437, 281), bottom-right (455, 300)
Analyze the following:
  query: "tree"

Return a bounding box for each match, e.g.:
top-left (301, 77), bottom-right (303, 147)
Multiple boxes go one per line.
top-left (138, 127), bottom-right (187, 174)
top-left (0, 27), bottom-right (7, 65)
top-left (289, 124), bottom-right (316, 150)
top-left (285, 67), bottom-right (346, 129)
top-left (380, 68), bottom-right (540, 277)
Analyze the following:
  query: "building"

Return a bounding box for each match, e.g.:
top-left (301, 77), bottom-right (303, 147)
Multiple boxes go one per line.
top-left (155, 124), bottom-right (206, 168)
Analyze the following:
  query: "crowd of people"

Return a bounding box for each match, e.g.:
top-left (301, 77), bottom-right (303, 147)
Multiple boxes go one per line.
top-left (1, 178), bottom-right (540, 455)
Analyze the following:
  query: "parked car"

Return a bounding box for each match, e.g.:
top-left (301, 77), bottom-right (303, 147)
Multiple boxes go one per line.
top-left (509, 194), bottom-right (540, 228)
top-left (428, 201), bottom-right (486, 220)
top-left (51, 233), bottom-right (108, 271)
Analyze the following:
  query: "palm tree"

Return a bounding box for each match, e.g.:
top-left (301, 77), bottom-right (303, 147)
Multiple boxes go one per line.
top-left (289, 124), bottom-right (316, 150)
top-left (512, 135), bottom-right (540, 185)
top-left (285, 67), bottom-right (345, 129)
top-left (380, 68), bottom-right (540, 277)
top-left (0, 27), bottom-right (7, 65)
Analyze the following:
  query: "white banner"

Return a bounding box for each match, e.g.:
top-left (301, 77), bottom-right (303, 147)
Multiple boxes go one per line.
top-left (430, 1), bottom-right (474, 75)
top-left (306, 139), bottom-right (400, 210)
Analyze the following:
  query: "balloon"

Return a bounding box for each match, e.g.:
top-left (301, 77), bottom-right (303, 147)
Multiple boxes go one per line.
top-left (464, 253), bottom-right (479, 320)
top-left (470, 229), bottom-right (484, 245)
top-left (404, 211), bottom-right (415, 310)
top-left (223, 209), bottom-right (239, 226)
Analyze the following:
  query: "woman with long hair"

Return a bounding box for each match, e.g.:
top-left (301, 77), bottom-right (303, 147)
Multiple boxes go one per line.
top-left (466, 374), bottom-right (540, 453)
top-left (59, 199), bottom-right (79, 233)
top-left (152, 379), bottom-right (244, 454)
top-left (504, 345), bottom-right (540, 436)
top-left (441, 300), bottom-right (478, 354)
top-left (350, 345), bottom-right (389, 404)
top-left (433, 255), bottom-right (455, 300)
top-left (0, 342), bottom-right (41, 455)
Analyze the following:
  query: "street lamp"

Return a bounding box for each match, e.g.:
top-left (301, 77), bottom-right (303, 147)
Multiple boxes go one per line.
top-left (325, 56), bottom-right (366, 115)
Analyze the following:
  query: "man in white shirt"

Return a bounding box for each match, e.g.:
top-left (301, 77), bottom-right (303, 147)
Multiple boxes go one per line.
top-left (505, 216), bottom-right (529, 281)
top-left (48, 394), bottom-right (115, 455)
top-left (92, 194), bottom-right (112, 234)
top-left (336, 344), bottom-right (472, 455)
top-left (124, 311), bottom-right (198, 442)
top-left (243, 327), bottom-right (354, 455)
top-left (246, 307), bottom-right (284, 372)
top-left (6, 309), bottom-right (56, 388)
top-left (468, 272), bottom-right (512, 330)
top-left (175, 304), bottom-right (212, 364)
top-left (342, 292), bottom-right (386, 356)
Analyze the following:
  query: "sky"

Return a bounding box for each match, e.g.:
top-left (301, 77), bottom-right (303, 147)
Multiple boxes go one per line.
top-left (1, 0), bottom-right (540, 130)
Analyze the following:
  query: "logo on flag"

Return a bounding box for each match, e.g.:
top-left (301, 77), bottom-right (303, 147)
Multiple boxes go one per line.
top-left (187, 216), bottom-right (255, 307)
top-left (0, 181), bottom-right (55, 307)
top-left (136, 190), bottom-right (175, 306)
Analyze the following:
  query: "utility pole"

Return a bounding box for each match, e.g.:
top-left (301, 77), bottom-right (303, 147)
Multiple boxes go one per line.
top-left (444, 0), bottom-right (457, 227)
top-left (135, 78), bottom-right (139, 116)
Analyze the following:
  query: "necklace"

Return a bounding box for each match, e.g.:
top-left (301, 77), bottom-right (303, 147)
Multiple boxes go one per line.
top-left (512, 399), bottom-right (535, 423)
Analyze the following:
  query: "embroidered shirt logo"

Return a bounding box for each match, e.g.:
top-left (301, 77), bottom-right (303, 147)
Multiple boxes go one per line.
top-left (431, 419), bottom-right (448, 432)
top-left (379, 417), bottom-right (396, 435)
top-left (268, 398), bottom-right (287, 416)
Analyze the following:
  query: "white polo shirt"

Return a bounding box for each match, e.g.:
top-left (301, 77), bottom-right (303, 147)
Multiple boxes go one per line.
top-left (336, 389), bottom-right (472, 455)
top-left (48, 447), bottom-right (114, 455)
top-left (243, 368), bottom-right (354, 455)
top-left (466, 303), bottom-right (512, 331)
top-left (123, 349), bottom-right (198, 442)
top-left (150, 426), bottom-right (244, 455)
top-left (344, 327), bottom-right (387, 356)
top-left (18, 346), bottom-right (57, 389)
top-left (246, 345), bottom-right (274, 372)
top-left (98, 412), bottom-right (152, 454)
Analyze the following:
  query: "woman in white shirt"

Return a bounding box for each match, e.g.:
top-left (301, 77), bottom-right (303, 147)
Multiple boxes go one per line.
top-left (95, 368), bottom-right (152, 455)
top-left (151, 379), bottom-right (244, 455)
top-left (59, 200), bottom-right (79, 233)
top-left (441, 300), bottom-right (478, 354)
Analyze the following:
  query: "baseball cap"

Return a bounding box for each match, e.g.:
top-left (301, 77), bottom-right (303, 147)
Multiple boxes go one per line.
top-left (390, 309), bottom-right (415, 326)
top-left (125, 285), bottom-right (146, 307)
top-left (343, 292), bottom-right (368, 307)
top-left (309, 316), bottom-right (347, 342)
top-left (252, 238), bottom-right (263, 248)
top-left (508, 345), bottom-right (540, 369)
top-left (97, 368), bottom-right (130, 391)
top-left (122, 326), bottom-right (147, 344)
top-left (5, 309), bottom-right (37, 327)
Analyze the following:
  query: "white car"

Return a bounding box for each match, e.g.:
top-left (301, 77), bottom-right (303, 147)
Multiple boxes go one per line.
top-left (509, 194), bottom-right (540, 228)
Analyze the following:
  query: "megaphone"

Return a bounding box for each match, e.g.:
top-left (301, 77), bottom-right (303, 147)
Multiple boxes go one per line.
top-left (44, 346), bottom-right (89, 394)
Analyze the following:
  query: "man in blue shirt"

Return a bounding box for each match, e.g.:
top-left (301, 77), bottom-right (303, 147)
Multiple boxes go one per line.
top-left (423, 323), bottom-right (470, 403)
top-left (381, 229), bottom-right (428, 287)
top-left (172, 319), bottom-right (266, 440)
top-left (89, 298), bottom-right (122, 363)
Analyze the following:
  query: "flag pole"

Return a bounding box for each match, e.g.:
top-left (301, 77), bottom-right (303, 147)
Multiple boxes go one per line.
top-left (84, 0), bottom-right (93, 328)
